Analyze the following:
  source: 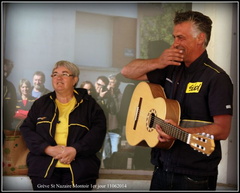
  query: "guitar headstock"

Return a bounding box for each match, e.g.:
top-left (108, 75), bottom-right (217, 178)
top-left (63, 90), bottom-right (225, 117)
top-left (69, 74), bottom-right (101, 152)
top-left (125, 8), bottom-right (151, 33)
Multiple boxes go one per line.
top-left (189, 133), bottom-right (215, 156)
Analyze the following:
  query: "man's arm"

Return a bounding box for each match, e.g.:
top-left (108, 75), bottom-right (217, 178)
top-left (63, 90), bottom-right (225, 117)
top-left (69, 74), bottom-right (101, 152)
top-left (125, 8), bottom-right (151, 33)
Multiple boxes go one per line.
top-left (183, 115), bottom-right (232, 140)
top-left (121, 47), bottom-right (183, 80)
top-left (157, 114), bottom-right (232, 142)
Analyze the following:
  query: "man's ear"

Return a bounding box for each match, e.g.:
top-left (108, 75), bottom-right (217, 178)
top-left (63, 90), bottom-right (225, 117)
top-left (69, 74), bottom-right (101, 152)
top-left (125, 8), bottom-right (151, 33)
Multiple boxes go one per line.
top-left (197, 32), bottom-right (206, 45)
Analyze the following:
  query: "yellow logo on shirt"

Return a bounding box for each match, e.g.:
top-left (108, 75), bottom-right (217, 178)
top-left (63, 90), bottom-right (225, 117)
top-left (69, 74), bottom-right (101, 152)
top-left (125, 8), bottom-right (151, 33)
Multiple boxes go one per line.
top-left (186, 82), bottom-right (203, 93)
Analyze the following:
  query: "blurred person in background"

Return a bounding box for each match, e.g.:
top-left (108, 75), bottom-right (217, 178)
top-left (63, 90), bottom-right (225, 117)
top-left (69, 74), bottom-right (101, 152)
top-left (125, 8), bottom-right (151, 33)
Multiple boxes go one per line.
top-left (31, 71), bottom-right (51, 98)
top-left (3, 59), bottom-right (17, 134)
top-left (80, 80), bottom-right (97, 99)
top-left (12, 79), bottom-right (36, 129)
top-left (103, 74), bottom-right (123, 168)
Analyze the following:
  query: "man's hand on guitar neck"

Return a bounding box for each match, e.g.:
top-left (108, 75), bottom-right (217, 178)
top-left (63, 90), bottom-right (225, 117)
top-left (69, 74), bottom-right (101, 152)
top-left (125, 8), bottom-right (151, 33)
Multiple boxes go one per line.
top-left (156, 119), bottom-right (177, 143)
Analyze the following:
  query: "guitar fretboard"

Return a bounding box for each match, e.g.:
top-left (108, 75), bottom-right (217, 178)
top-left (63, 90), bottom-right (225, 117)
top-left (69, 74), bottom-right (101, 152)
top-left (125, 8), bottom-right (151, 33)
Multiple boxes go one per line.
top-left (150, 114), bottom-right (190, 144)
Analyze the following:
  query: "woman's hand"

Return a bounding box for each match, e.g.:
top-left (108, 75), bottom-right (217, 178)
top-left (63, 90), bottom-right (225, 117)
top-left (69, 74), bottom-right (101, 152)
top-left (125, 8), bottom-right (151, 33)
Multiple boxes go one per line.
top-left (54, 146), bottom-right (77, 165)
top-left (44, 145), bottom-right (65, 158)
top-left (45, 145), bottom-right (76, 164)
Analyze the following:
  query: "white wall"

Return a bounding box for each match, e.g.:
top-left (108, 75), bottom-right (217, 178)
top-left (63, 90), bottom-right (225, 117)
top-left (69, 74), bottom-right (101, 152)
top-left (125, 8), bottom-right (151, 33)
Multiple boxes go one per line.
top-left (5, 3), bottom-right (76, 91)
top-left (4, 3), bottom-right (138, 91)
top-left (75, 12), bottom-right (113, 67)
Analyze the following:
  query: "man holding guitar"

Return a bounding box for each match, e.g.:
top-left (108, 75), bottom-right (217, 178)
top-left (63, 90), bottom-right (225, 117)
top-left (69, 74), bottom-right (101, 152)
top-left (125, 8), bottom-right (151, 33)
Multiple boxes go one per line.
top-left (121, 11), bottom-right (233, 190)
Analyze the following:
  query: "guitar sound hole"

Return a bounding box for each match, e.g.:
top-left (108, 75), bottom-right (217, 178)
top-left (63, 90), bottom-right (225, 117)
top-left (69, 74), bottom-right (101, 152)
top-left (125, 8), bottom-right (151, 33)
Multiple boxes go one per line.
top-left (146, 110), bottom-right (157, 132)
top-left (149, 113), bottom-right (155, 128)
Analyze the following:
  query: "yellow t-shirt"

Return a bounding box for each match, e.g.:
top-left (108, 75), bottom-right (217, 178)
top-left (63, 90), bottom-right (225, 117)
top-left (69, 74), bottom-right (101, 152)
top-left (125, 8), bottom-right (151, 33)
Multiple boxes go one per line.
top-left (55, 97), bottom-right (76, 168)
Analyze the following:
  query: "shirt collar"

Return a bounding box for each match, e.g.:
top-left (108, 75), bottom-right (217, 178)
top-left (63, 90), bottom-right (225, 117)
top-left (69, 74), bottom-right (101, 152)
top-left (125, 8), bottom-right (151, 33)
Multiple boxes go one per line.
top-left (184, 50), bottom-right (208, 73)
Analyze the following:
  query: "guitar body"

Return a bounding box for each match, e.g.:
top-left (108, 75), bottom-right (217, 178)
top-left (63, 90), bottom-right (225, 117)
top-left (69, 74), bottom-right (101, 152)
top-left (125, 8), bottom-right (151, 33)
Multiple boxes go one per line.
top-left (126, 82), bottom-right (181, 149)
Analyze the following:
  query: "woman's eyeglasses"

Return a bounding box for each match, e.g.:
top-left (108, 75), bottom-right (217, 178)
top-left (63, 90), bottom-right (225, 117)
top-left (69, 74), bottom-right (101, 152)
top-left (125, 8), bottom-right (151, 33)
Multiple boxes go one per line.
top-left (51, 72), bottom-right (73, 78)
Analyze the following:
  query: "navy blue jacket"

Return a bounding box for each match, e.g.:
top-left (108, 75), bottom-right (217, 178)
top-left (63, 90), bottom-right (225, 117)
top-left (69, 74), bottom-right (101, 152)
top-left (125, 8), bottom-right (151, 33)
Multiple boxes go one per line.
top-left (20, 88), bottom-right (106, 184)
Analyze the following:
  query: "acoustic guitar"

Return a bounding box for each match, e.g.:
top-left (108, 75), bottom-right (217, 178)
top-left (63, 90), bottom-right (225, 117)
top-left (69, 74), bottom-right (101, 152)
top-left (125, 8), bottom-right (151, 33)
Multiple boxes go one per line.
top-left (125, 82), bottom-right (215, 156)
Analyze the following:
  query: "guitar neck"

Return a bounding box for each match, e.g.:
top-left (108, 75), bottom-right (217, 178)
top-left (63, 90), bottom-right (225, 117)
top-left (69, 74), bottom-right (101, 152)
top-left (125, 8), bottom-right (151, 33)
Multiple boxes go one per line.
top-left (151, 115), bottom-right (190, 144)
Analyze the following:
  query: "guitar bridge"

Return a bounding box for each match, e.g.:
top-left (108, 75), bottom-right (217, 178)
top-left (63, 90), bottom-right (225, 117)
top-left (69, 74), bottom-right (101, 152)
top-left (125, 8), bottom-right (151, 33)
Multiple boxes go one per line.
top-left (133, 97), bottom-right (142, 130)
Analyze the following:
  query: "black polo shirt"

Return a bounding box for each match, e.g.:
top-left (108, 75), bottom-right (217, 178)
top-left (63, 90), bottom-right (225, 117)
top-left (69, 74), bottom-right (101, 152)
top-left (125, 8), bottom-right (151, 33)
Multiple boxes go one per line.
top-left (147, 51), bottom-right (233, 176)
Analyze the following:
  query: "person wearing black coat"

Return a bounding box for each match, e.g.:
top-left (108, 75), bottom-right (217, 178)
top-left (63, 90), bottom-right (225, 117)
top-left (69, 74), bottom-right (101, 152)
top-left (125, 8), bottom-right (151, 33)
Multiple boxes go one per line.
top-left (20, 60), bottom-right (107, 190)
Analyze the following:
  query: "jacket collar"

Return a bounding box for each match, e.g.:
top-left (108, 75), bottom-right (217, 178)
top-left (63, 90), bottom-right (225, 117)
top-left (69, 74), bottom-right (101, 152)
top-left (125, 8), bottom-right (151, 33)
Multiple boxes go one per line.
top-left (49, 88), bottom-right (89, 103)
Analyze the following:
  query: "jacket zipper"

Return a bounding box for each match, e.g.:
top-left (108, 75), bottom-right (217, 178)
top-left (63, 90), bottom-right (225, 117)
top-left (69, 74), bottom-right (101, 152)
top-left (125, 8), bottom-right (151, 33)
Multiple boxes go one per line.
top-left (44, 158), bottom-right (55, 178)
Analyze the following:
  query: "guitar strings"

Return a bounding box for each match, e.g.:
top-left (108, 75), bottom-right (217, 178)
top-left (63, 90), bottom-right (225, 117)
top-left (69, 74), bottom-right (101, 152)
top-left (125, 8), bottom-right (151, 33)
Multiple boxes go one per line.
top-left (130, 109), bottom-right (189, 143)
